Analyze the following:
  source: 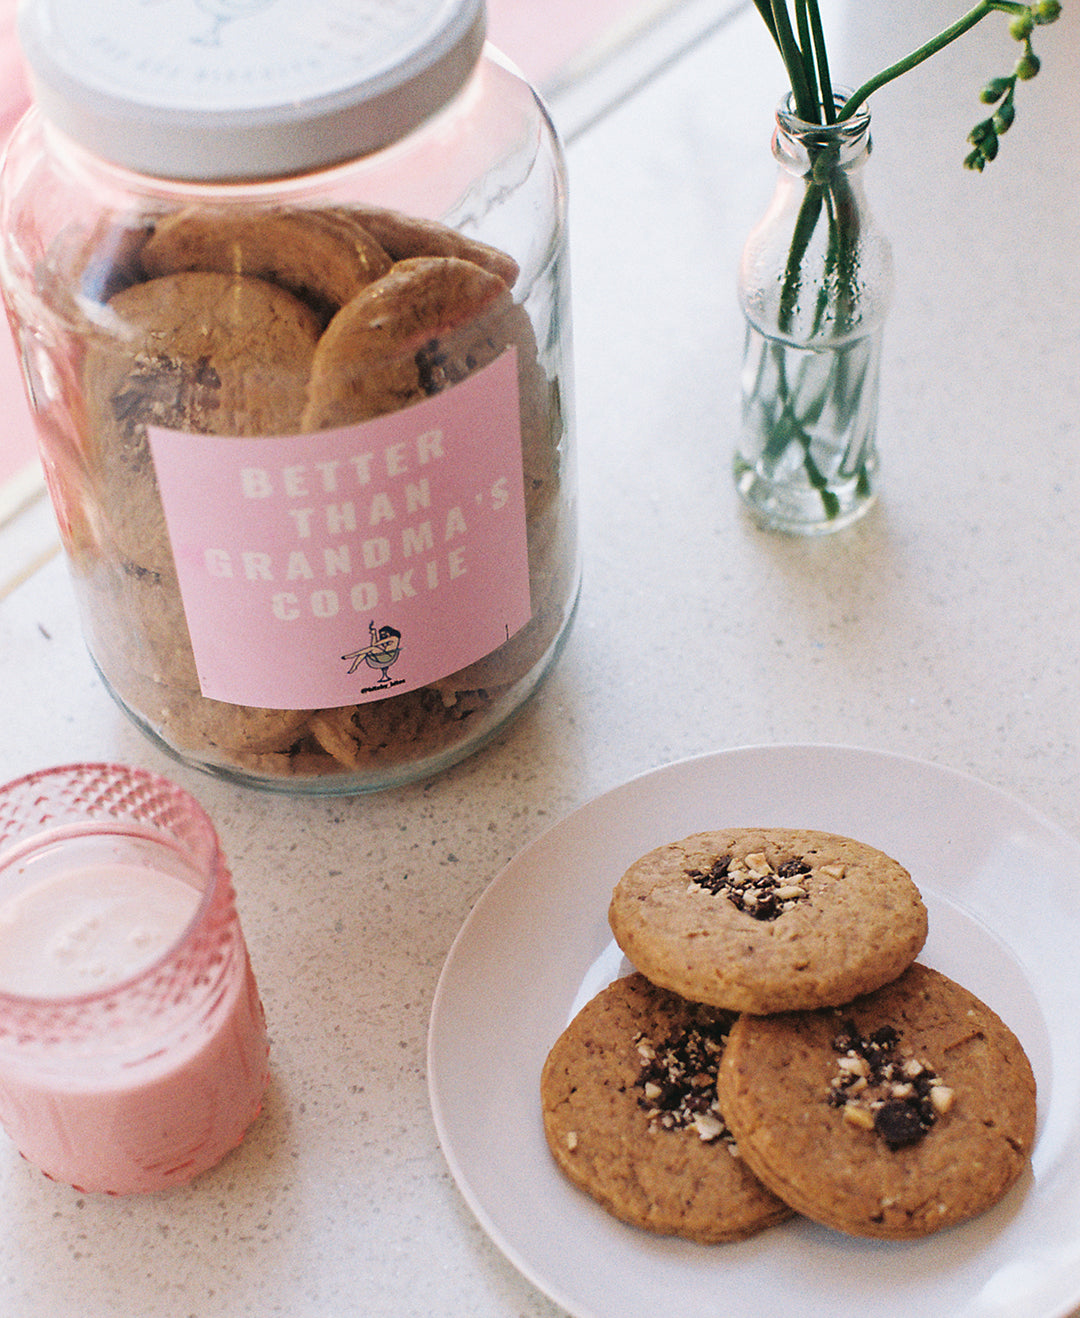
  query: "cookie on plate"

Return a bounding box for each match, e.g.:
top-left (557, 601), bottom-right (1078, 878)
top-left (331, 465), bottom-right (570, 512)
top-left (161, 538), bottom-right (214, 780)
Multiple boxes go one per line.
top-left (608, 828), bottom-right (927, 1013)
top-left (540, 972), bottom-right (793, 1243)
top-left (716, 962), bottom-right (1037, 1239)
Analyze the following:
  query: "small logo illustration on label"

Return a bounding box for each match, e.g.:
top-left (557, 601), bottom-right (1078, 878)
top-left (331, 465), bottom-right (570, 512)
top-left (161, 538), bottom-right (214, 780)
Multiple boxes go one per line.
top-left (343, 623), bottom-right (405, 692)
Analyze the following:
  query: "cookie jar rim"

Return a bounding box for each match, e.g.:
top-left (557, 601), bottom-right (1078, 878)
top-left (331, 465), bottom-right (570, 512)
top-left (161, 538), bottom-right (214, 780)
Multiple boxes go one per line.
top-left (15, 0), bottom-right (488, 182)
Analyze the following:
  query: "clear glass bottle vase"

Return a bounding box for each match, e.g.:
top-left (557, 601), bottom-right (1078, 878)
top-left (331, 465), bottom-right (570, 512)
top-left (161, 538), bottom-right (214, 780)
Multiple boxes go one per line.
top-left (734, 93), bottom-right (893, 534)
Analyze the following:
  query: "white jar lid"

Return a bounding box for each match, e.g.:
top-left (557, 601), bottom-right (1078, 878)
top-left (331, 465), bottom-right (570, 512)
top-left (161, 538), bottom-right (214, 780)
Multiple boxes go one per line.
top-left (17, 0), bottom-right (487, 181)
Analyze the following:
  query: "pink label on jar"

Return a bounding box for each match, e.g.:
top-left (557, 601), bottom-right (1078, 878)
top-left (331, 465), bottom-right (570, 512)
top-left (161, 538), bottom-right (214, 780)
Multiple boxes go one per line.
top-left (148, 349), bottom-right (531, 710)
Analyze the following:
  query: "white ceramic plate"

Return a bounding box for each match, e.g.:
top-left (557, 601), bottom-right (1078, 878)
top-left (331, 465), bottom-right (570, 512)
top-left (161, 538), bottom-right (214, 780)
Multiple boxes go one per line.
top-left (427, 745), bottom-right (1080, 1318)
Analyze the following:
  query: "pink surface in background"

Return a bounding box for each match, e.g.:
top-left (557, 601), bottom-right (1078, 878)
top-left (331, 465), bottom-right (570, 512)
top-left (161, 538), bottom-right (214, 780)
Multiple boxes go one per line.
top-left (487, 0), bottom-right (644, 85)
top-left (0, 0), bottom-right (642, 495)
top-left (0, 0), bottom-right (35, 493)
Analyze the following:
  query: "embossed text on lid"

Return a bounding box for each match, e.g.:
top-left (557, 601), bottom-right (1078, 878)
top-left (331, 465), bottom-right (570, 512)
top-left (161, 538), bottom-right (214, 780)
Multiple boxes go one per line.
top-left (18, 0), bottom-right (486, 180)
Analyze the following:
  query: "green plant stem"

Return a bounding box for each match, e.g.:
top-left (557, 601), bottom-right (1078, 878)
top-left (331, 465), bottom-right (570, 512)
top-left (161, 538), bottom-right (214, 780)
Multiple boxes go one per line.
top-left (794, 1), bottom-right (821, 113)
top-left (777, 166), bottom-right (859, 338)
top-left (758, 345), bottom-right (842, 519)
top-left (805, 0), bottom-right (836, 121)
top-left (838, 1), bottom-right (1029, 117)
top-left (771, 0), bottom-right (817, 119)
top-left (751, 0), bottom-right (779, 44)
top-left (778, 181), bottom-right (825, 332)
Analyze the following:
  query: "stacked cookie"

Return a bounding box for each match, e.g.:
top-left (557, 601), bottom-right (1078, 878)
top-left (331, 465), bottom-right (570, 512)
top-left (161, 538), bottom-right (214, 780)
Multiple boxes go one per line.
top-left (540, 828), bottom-right (1036, 1243)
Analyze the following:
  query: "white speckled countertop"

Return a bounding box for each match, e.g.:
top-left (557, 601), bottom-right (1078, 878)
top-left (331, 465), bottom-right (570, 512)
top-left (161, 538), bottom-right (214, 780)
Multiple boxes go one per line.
top-left (0, 2), bottom-right (1077, 1314)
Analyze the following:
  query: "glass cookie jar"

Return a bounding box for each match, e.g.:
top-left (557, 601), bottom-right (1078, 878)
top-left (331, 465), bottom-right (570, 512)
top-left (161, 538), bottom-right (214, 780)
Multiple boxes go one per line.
top-left (0, 0), bottom-right (578, 793)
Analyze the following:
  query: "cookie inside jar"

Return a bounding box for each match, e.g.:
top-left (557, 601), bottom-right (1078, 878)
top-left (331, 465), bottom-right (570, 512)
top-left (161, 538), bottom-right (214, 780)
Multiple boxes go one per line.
top-left (62, 201), bottom-right (577, 791)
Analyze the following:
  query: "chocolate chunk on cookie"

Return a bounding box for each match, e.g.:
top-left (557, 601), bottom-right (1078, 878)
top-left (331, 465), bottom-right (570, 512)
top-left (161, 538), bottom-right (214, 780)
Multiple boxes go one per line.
top-left (540, 972), bottom-right (793, 1243)
top-left (716, 963), bottom-right (1036, 1238)
top-left (85, 269), bottom-right (321, 571)
top-left (608, 828), bottom-right (927, 1013)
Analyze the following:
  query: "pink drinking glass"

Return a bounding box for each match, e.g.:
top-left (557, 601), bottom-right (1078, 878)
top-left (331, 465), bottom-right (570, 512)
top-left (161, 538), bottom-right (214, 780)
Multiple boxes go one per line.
top-left (0, 763), bottom-right (269, 1193)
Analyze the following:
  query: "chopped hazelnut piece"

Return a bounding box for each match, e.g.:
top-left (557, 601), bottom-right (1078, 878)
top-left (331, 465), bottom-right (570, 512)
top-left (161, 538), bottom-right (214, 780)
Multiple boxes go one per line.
top-left (843, 1105), bottom-right (875, 1131)
top-left (930, 1085), bottom-right (955, 1115)
top-left (693, 1112), bottom-right (725, 1142)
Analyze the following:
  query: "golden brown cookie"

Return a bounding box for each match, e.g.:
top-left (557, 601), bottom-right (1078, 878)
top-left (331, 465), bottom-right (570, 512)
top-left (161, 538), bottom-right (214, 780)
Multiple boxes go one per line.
top-left (77, 271), bottom-right (322, 762)
top-left (304, 685), bottom-right (494, 774)
top-left (140, 207), bottom-right (392, 321)
top-left (540, 972), bottom-right (794, 1243)
top-left (80, 558), bottom-right (201, 694)
top-left (717, 963), bottom-right (1036, 1238)
top-left (84, 269), bottom-right (321, 572)
top-left (608, 828), bottom-right (927, 1014)
top-left (301, 255), bottom-right (515, 429)
top-left (159, 690), bottom-right (310, 758)
top-left (59, 215), bottom-right (154, 308)
top-left (344, 204), bottom-right (520, 287)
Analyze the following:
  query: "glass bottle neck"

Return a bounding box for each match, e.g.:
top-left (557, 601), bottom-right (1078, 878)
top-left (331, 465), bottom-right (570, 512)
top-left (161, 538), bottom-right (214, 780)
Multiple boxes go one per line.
top-left (772, 92), bottom-right (872, 181)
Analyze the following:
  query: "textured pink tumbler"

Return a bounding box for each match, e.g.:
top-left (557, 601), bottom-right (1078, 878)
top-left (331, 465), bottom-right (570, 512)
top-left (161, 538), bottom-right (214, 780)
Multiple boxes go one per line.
top-left (0, 763), bottom-right (269, 1193)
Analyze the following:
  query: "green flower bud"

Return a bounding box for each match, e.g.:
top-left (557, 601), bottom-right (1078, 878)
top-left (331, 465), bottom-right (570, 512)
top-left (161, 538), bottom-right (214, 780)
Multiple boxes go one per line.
top-left (1009, 12), bottom-right (1034, 39)
top-left (1033, 0), bottom-right (1062, 22)
top-left (980, 75), bottom-right (1013, 103)
top-left (964, 148), bottom-right (987, 172)
top-left (967, 119), bottom-right (999, 161)
top-left (993, 100), bottom-right (1016, 132)
top-left (1015, 50), bottom-right (1041, 79)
